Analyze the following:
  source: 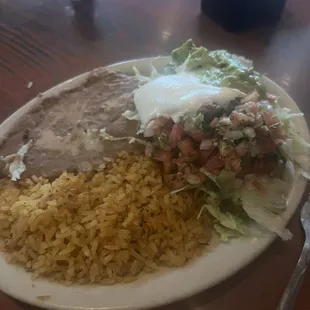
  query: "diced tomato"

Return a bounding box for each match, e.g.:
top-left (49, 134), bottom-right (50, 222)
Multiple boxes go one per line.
top-left (186, 129), bottom-right (206, 143)
top-left (224, 154), bottom-right (240, 172)
top-left (227, 158), bottom-right (241, 172)
top-left (197, 148), bottom-right (216, 165)
top-left (261, 111), bottom-right (272, 126)
top-left (199, 172), bottom-right (207, 183)
top-left (153, 150), bottom-right (173, 173)
top-left (267, 94), bottom-right (277, 105)
top-left (163, 160), bottom-right (173, 174)
top-left (252, 160), bottom-right (271, 175)
top-left (255, 126), bottom-right (270, 138)
top-left (200, 139), bottom-right (214, 150)
top-left (230, 111), bottom-right (241, 126)
top-left (175, 156), bottom-right (195, 167)
top-left (260, 110), bottom-right (286, 140)
top-left (259, 138), bottom-right (277, 154)
top-left (248, 102), bottom-right (259, 115)
top-left (252, 154), bottom-right (278, 175)
top-left (202, 154), bottom-right (225, 175)
top-left (145, 144), bottom-right (154, 157)
top-left (153, 150), bottom-right (172, 162)
top-left (262, 110), bottom-right (280, 126)
top-left (153, 117), bottom-right (174, 136)
top-left (231, 111), bottom-right (254, 126)
top-left (235, 141), bottom-right (249, 157)
top-left (169, 123), bottom-right (184, 148)
top-left (178, 138), bottom-right (198, 158)
top-left (170, 179), bottom-right (186, 190)
top-left (269, 125), bottom-right (286, 140)
top-left (209, 117), bottom-right (219, 128)
top-left (201, 148), bottom-right (216, 159)
top-left (239, 153), bottom-right (278, 177)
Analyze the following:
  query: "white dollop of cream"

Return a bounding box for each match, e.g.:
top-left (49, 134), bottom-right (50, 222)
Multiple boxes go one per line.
top-left (134, 74), bottom-right (245, 134)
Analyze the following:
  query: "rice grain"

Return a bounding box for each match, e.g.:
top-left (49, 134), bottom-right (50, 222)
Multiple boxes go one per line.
top-left (0, 153), bottom-right (212, 284)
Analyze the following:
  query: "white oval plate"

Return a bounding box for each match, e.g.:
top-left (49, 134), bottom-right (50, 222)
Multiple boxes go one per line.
top-left (0, 57), bottom-right (308, 310)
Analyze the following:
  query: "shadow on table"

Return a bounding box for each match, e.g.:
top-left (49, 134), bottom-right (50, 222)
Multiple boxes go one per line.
top-left (154, 240), bottom-right (289, 310)
top-left (71, 0), bottom-right (101, 41)
top-left (195, 5), bottom-right (310, 51)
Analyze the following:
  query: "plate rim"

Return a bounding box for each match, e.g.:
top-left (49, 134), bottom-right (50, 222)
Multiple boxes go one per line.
top-left (0, 56), bottom-right (308, 310)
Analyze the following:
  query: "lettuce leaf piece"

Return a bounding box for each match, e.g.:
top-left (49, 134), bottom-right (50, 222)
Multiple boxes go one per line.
top-left (220, 195), bottom-right (249, 221)
top-left (175, 47), bottom-right (216, 73)
top-left (242, 177), bottom-right (289, 213)
top-left (213, 224), bottom-right (244, 242)
top-left (169, 39), bottom-right (197, 66)
top-left (199, 175), bottom-right (291, 241)
top-left (242, 202), bottom-right (292, 240)
top-left (272, 106), bottom-right (310, 175)
top-left (216, 169), bottom-right (237, 187)
top-left (200, 170), bottom-right (221, 189)
top-left (275, 107), bottom-right (304, 124)
top-left (192, 113), bottom-right (205, 131)
top-left (239, 177), bottom-right (292, 240)
top-left (281, 130), bottom-right (310, 172)
top-left (199, 204), bottom-right (246, 239)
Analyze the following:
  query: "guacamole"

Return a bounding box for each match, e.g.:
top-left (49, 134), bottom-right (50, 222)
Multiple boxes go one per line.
top-left (166, 39), bottom-right (265, 95)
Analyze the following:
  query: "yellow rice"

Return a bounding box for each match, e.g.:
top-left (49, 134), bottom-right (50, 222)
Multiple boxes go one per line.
top-left (0, 153), bottom-right (212, 284)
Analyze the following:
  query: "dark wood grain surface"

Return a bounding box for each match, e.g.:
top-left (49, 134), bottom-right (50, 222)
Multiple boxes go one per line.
top-left (1, 0), bottom-right (310, 309)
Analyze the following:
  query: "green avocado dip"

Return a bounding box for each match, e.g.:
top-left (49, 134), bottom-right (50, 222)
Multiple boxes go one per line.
top-left (165, 39), bottom-right (265, 95)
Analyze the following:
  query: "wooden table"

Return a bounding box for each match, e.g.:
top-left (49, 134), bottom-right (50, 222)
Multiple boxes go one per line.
top-left (1, 0), bottom-right (310, 309)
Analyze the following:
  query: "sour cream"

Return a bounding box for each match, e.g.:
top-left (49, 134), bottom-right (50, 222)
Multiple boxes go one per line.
top-left (134, 74), bottom-right (245, 134)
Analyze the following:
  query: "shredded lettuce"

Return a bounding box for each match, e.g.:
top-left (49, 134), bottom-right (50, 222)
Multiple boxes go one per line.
top-left (100, 129), bottom-right (147, 146)
top-left (122, 110), bottom-right (140, 121)
top-left (197, 173), bottom-right (293, 241)
top-left (281, 131), bottom-right (310, 172)
top-left (273, 105), bottom-right (310, 176)
top-left (156, 134), bottom-right (170, 151)
top-left (133, 63), bottom-right (160, 84)
top-left (200, 169), bottom-right (243, 193)
top-left (203, 204), bottom-right (245, 233)
top-left (216, 170), bottom-right (243, 191)
top-left (133, 66), bottom-right (151, 84)
top-left (170, 185), bottom-right (197, 195)
top-left (197, 187), bottom-right (248, 241)
top-left (198, 204), bottom-right (246, 241)
top-left (150, 64), bottom-right (160, 79)
top-left (275, 107), bottom-right (304, 123)
top-left (192, 113), bottom-right (205, 130)
top-left (213, 224), bottom-right (244, 242)
top-left (200, 170), bottom-right (220, 188)
top-left (0, 140), bottom-right (33, 181)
